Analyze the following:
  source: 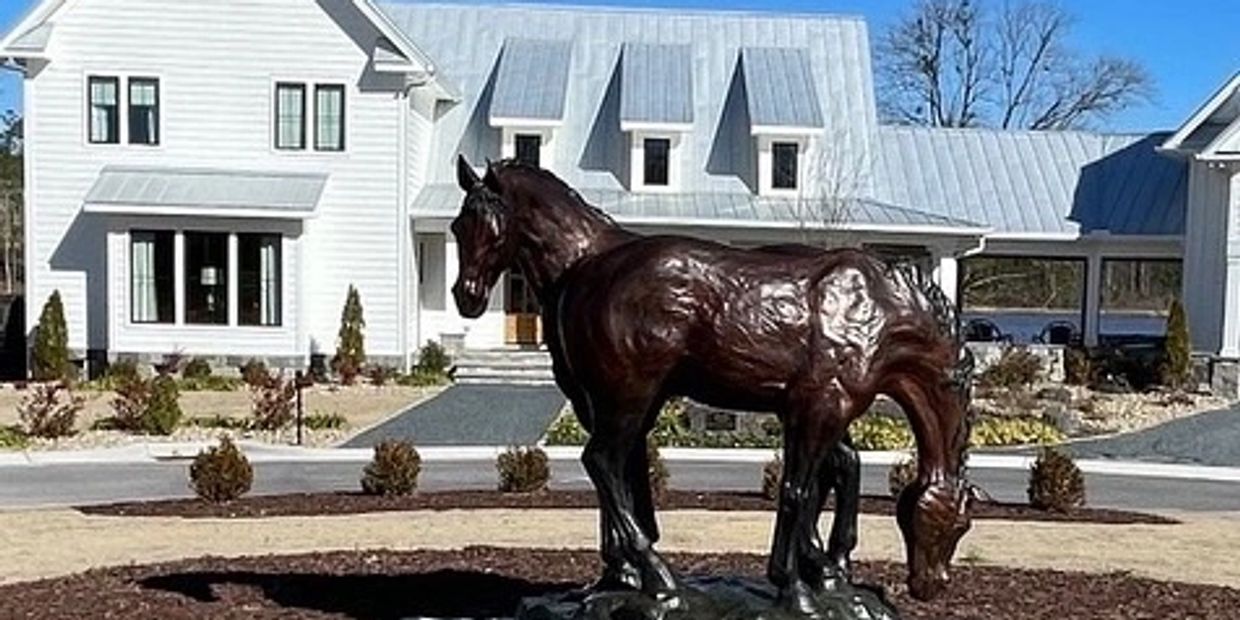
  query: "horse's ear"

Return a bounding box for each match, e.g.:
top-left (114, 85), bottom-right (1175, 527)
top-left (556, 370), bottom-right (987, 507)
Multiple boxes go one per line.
top-left (482, 162), bottom-right (503, 194)
top-left (456, 154), bottom-right (480, 192)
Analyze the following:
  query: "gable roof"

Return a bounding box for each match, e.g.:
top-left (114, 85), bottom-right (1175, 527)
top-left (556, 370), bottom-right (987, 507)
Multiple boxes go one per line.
top-left (1161, 71), bottom-right (1240, 160)
top-left (874, 127), bottom-right (1186, 237)
top-left (741, 47), bottom-right (824, 132)
top-left (489, 38), bottom-right (574, 125)
top-left (620, 43), bottom-right (694, 130)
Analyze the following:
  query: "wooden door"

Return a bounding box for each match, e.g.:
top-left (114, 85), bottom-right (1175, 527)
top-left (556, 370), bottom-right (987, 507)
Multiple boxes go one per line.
top-left (505, 271), bottom-right (542, 346)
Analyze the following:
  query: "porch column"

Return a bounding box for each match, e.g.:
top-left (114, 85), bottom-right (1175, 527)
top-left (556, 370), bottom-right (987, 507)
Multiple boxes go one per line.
top-left (932, 252), bottom-right (959, 305)
top-left (1083, 252), bottom-right (1103, 347)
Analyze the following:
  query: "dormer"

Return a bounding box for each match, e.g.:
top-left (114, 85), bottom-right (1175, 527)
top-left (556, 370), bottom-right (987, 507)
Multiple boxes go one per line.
top-left (740, 47), bottom-right (825, 196)
top-left (488, 38), bottom-right (573, 169)
top-left (619, 43), bottom-right (694, 192)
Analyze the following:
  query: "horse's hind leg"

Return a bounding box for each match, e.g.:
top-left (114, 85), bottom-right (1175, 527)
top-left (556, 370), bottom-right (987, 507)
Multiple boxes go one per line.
top-left (821, 434), bottom-right (860, 582)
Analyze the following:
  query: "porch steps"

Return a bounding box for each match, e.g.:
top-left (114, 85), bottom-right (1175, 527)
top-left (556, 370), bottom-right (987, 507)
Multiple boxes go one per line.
top-left (453, 349), bottom-right (556, 386)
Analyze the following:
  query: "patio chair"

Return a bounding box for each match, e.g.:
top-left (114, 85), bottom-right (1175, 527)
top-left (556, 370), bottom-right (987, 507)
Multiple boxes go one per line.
top-left (1035, 320), bottom-right (1079, 346)
top-left (963, 318), bottom-right (1009, 343)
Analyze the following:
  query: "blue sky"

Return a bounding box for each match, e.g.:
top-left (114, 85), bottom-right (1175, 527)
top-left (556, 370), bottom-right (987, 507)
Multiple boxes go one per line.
top-left (1, 0), bottom-right (1237, 132)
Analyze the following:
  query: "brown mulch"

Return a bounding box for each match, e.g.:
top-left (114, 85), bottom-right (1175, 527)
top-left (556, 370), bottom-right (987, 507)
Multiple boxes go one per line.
top-left (77, 490), bottom-right (1177, 525)
top-left (2, 547), bottom-right (1236, 619)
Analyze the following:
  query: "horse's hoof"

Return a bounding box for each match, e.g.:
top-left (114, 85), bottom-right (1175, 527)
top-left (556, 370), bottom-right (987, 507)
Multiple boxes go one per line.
top-left (592, 563), bottom-right (643, 592)
top-left (778, 583), bottom-right (823, 619)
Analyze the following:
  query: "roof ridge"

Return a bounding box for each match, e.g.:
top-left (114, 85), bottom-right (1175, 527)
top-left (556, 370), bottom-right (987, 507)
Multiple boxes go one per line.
top-left (877, 124), bottom-right (1170, 140)
top-left (379, 0), bottom-right (866, 23)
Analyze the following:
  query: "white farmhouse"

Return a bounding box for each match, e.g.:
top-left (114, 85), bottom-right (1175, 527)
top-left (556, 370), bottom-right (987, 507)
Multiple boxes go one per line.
top-left (0, 1), bottom-right (1237, 390)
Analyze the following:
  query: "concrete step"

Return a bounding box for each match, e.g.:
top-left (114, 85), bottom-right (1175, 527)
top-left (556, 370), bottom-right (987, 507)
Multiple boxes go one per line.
top-left (453, 349), bottom-right (556, 386)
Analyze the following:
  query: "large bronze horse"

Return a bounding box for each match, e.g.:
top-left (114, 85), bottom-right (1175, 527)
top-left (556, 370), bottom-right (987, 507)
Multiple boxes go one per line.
top-left (450, 156), bottom-right (979, 612)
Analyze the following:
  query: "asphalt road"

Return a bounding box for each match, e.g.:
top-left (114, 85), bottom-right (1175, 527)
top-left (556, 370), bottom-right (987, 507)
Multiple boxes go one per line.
top-left (2, 458), bottom-right (1237, 513)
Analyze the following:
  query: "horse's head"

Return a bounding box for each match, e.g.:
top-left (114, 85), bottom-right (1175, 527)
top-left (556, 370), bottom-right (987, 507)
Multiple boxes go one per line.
top-left (452, 155), bottom-right (516, 318)
top-left (896, 476), bottom-right (981, 600)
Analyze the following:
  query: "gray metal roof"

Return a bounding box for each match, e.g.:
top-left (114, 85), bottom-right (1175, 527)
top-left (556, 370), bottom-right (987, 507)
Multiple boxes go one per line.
top-left (82, 166), bottom-right (327, 218)
top-left (378, 2), bottom-right (878, 195)
top-left (489, 38), bottom-right (574, 123)
top-left (742, 47), bottom-right (824, 129)
top-left (411, 183), bottom-right (982, 232)
top-left (620, 43), bottom-right (693, 127)
top-left (873, 127), bottom-right (1186, 236)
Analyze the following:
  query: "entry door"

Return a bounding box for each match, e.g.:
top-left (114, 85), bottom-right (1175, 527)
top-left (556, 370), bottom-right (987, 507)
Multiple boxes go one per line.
top-left (505, 271), bottom-right (542, 346)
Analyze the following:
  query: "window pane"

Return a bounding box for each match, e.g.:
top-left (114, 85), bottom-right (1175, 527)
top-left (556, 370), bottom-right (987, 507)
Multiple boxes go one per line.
top-left (89, 77), bottom-right (119, 144)
top-left (772, 142), bottom-right (799, 190)
top-left (643, 138), bottom-right (670, 186)
top-left (1101, 259), bottom-right (1182, 338)
top-left (514, 134), bottom-right (541, 167)
top-left (315, 85), bottom-right (344, 151)
top-left (275, 84), bottom-right (305, 150)
top-left (960, 257), bottom-right (1085, 344)
top-left (239, 234), bottom-right (282, 326)
top-left (130, 231), bottom-right (174, 323)
top-left (185, 232), bottom-right (229, 325)
top-left (128, 78), bottom-right (160, 145)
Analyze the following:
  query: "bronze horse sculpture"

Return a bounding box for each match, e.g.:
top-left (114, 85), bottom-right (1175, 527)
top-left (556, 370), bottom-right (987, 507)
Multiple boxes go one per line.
top-left (451, 156), bottom-right (979, 614)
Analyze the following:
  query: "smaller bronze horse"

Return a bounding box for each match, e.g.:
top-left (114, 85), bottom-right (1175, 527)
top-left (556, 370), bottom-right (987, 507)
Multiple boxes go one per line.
top-left (450, 156), bottom-right (980, 613)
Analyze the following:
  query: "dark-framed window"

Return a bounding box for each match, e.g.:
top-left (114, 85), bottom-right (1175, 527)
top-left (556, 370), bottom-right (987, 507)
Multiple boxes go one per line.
top-left (643, 137), bottom-right (671, 186)
top-left (274, 83), bottom-right (306, 150)
top-left (128, 77), bottom-right (160, 146)
top-left (88, 76), bottom-right (120, 144)
top-left (185, 232), bottom-right (230, 325)
top-left (238, 234), bottom-right (282, 326)
top-left (514, 133), bottom-right (541, 167)
top-left (130, 230), bottom-right (174, 324)
top-left (772, 141), bottom-right (799, 190)
top-left (314, 84), bottom-right (345, 152)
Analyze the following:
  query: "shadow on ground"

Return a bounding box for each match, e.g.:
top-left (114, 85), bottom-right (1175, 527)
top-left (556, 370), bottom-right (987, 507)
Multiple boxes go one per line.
top-left (141, 569), bottom-right (576, 619)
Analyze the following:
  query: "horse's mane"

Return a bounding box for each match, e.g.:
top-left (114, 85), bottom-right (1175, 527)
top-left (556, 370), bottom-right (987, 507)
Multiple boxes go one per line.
top-left (493, 159), bottom-right (617, 227)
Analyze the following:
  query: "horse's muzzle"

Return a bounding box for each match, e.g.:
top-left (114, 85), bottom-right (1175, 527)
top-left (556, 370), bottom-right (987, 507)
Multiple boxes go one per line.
top-left (452, 279), bottom-right (488, 318)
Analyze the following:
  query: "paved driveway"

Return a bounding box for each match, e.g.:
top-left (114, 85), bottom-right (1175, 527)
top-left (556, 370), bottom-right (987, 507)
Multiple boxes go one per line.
top-left (1068, 407), bottom-right (1240, 467)
top-left (343, 384), bottom-right (566, 447)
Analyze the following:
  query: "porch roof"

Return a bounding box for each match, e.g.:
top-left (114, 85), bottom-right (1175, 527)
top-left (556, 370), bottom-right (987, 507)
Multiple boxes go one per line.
top-left (410, 184), bottom-right (986, 235)
top-left (82, 166), bottom-right (327, 219)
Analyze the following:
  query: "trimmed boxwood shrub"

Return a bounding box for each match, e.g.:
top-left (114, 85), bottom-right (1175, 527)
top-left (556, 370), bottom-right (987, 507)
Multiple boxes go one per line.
top-left (497, 446), bottom-right (550, 493)
top-left (1027, 447), bottom-right (1085, 512)
top-left (761, 454), bottom-right (782, 501)
top-left (361, 440), bottom-right (421, 496)
top-left (190, 437), bottom-right (253, 503)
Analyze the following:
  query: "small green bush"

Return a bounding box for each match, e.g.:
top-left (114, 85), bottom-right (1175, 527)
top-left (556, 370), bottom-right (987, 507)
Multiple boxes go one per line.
top-left (18, 382), bottom-right (84, 438)
top-left (366, 365), bottom-right (395, 387)
top-left (544, 412), bottom-right (589, 445)
top-left (851, 415), bottom-right (914, 451)
top-left (182, 358), bottom-right (212, 380)
top-left (251, 374), bottom-right (296, 431)
top-left (185, 415), bottom-right (250, 430)
top-left (190, 437), bottom-right (253, 503)
top-left (396, 370), bottom-right (449, 387)
top-left (971, 416), bottom-right (1063, 447)
top-left (979, 347), bottom-right (1043, 390)
top-left (497, 446), bottom-right (550, 493)
top-left (647, 440), bottom-right (669, 505)
top-left (888, 454), bottom-right (918, 498)
top-left (105, 359), bottom-right (141, 385)
top-left (361, 440), bottom-right (421, 496)
top-left (31, 290), bottom-right (71, 382)
top-left (179, 375), bottom-right (244, 392)
top-left (416, 341), bottom-right (451, 376)
top-left (304, 412), bottom-right (348, 431)
top-left (1027, 447), bottom-right (1085, 512)
top-left (145, 375), bottom-right (183, 435)
top-left (240, 358), bottom-right (270, 388)
top-left (108, 374), bottom-right (182, 435)
top-left (332, 285), bottom-right (366, 385)
top-left (109, 376), bottom-right (151, 432)
top-left (0, 426), bottom-right (28, 450)
top-left (1162, 299), bottom-right (1192, 390)
top-left (761, 454), bottom-right (782, 501)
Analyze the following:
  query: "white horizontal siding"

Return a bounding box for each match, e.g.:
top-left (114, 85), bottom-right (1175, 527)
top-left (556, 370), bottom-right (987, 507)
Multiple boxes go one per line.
top-left (27, 0), bottom-right (407, 358)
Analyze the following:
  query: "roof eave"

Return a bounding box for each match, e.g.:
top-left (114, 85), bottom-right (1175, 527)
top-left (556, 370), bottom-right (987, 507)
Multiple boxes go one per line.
top-left (82, 203), bottom-right (319, 220)
top-left (1161, 71), bottom-right (1240, 152)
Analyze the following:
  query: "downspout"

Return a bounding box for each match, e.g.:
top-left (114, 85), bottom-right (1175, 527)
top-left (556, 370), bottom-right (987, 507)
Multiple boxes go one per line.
top-left (397, 73), bottom-right (434, 372)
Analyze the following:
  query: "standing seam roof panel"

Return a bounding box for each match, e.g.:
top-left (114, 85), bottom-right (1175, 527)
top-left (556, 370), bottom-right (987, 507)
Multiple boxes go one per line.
top-left (620, 43), bottom-right (694, 126)
top-left (489, 38), bottom-right (574, 122)
top-left (741, 47), bottom-right (824, 128)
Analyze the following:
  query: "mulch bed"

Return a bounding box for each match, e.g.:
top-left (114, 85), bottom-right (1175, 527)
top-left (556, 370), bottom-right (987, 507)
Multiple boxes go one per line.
top-left (3, 547), bottom-right (1236, 619)
top-left (78, 490), bottom-right (1177, 525)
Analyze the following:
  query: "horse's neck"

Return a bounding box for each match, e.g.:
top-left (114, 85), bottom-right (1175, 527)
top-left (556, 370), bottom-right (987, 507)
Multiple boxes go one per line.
top-left (512, 200), bottom-right (627, 298)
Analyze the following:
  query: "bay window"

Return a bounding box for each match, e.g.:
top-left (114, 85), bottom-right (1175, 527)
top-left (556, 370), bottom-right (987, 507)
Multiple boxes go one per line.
top-left (185, 232), bottom-right (229, 325)
top-left (239, 234), bottom-right (282, 326)
top-left (88, 76), bottom-right (119, 144)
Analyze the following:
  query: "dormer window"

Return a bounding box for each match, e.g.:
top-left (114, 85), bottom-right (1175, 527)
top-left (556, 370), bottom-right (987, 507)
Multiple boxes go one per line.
top-left (619, 43), bottom-right (693, 192)
top-left (643, 138), bottom-right (670, 186)
top-left (628, 132), bottom-right (682, 191)
top-left (514, 133), bottom-right (542, 167)
top-left (772, 141), bottom-right (799, 190)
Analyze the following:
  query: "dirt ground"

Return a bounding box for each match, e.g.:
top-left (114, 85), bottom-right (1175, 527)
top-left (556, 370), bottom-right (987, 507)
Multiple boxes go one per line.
top-left (0, 384), bottom-right (444, 448)
top-left (1, 508), bottom-right (1236, 589)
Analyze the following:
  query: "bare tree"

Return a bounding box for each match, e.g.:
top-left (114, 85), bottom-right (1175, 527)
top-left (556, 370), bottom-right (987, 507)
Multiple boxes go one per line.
top-left (793, 126), bottom-right (873, 248)
top-left (877, 0), bottom-right (1153, 130)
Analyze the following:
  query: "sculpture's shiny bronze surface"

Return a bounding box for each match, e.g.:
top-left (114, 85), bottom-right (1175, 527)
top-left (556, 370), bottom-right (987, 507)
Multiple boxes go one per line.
top-left (452, 156), bottom-right (978, 613)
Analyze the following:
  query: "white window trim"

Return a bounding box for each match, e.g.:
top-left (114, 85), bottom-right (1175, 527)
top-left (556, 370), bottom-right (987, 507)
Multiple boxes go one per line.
top-left (126, 229), bottom-right (285, 329)
top-left (82, 71), bottom-right (166, 150)
top-left (269, 77), bottom-right (350, 156)
top-left (500, 126), bottom-right (554, 167)
top-left (758, 134), bottom-right (808, 197)
top-left (629, 130), bottom-right (684, 193)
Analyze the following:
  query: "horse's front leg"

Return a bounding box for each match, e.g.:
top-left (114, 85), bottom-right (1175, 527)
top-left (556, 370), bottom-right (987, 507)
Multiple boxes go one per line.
top-left (800, 434), bottom-right (860, 591)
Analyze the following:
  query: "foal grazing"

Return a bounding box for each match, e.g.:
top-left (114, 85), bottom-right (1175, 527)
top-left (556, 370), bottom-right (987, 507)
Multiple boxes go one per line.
top-left (450, 156), bottom-right (978, 612)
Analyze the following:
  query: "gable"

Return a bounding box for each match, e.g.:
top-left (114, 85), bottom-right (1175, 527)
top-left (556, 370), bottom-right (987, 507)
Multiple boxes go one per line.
top-left (1161, 71), bottom-right (1240, 159)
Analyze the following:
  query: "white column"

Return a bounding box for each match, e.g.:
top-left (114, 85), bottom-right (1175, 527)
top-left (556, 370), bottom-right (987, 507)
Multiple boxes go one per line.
top-left (1083, 252), bottom-right (1103, 347)
top-left (227, 233), bottom-right (239, 327)
top-left (173, 231), bottom-right (185, 325)
top-left (932, 252), bottom-right (959, 305)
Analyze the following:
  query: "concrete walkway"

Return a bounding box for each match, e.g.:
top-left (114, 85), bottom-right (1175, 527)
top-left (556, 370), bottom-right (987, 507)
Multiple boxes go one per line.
top-left (342, 384), bottom-right (566, 447)
top-left (1068, 407), bottom-right (1240, 467)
